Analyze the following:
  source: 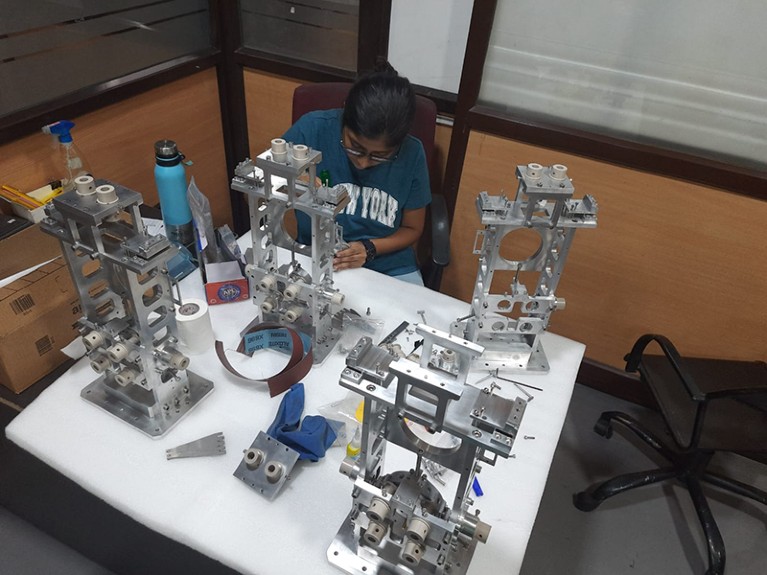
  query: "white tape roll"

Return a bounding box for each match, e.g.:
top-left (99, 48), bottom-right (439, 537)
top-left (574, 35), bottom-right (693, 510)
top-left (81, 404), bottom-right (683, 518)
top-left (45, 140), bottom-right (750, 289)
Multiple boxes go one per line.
top-left (175, 298), bottom-right (214, 354)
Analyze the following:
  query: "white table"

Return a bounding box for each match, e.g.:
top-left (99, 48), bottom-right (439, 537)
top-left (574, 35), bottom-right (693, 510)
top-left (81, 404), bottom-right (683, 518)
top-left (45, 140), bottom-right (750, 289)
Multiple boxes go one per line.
top-left (6, 261), bottom-right (584, 575)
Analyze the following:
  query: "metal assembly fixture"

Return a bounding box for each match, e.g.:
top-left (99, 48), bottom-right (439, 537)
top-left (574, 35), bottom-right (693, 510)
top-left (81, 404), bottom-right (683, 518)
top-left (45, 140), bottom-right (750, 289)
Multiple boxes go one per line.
top-left (328, 330), bottom-right (526, 575)
top-left (233, 431), bottom-right (300, 500)
top-left (451, 163), bottom-right (598, 372)
top-left (231, 139), bottom-right (350, 363)
top-left (41, 179), bottom-right (214, 437)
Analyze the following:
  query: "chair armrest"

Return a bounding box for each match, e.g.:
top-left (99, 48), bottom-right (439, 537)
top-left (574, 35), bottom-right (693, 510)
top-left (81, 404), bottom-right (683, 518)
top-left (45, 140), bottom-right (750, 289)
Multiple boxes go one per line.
top-left (429, 194), bottom-right (450, 268)
top-left (624, 334), bottom-right (705, 401)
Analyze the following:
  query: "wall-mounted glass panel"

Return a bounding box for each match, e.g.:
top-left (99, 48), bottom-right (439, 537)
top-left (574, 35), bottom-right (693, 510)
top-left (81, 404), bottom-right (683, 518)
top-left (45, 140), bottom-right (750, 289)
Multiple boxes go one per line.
top-left (240, 0), bottom-right (359, 72)
top-left (0, 0), bottom-right (211, 118)
top-left (389, 0), bottom-right (472, 94)
top-left (479, 0), bottom-right (767, 171)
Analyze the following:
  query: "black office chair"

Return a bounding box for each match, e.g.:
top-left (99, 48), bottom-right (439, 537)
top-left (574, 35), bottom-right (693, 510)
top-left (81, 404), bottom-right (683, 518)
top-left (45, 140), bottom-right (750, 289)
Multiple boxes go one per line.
top-left (573, 334), bottom-right (767, 575)
top-left (291, 82), bottom-right (449, 291)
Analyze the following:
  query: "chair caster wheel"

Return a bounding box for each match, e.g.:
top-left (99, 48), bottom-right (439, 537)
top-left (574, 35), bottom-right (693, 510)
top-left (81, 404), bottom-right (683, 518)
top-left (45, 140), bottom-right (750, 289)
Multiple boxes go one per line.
top-left (593, 417), bottom-right (613, 438)
top-left (573, 490), bottom-right (602, 512)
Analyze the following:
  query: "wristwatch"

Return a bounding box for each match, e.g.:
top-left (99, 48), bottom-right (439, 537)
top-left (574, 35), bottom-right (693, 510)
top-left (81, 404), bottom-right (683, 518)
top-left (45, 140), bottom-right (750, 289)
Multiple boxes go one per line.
top-left (360, 239), bottom-right (377, 263)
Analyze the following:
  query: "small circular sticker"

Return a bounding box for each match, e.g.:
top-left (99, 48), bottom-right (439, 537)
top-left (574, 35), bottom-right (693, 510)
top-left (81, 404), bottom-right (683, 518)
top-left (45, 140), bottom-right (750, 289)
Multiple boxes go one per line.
top-left (218, 284), bottom-right (242, 302)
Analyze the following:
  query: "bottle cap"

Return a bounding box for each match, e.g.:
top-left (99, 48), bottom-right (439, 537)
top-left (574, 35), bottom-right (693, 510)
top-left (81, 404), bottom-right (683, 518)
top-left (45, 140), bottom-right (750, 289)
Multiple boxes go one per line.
top-left (155, 139), bottom-right (180, 159)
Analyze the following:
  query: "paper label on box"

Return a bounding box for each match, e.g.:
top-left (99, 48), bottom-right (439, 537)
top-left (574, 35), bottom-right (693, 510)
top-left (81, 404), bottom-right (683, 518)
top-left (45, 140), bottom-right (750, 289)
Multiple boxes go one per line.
top-left (217, 283), bottom-right (243, 302)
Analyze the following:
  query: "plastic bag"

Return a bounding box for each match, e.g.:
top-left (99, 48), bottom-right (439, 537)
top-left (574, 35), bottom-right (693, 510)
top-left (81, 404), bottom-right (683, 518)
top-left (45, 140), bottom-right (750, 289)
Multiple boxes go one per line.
top-left (317, 391), bottom-right (365, 447)
top-left (338, 313), bottom-right (385, 354)
top-left (187, 177), bottom-right (221, 264)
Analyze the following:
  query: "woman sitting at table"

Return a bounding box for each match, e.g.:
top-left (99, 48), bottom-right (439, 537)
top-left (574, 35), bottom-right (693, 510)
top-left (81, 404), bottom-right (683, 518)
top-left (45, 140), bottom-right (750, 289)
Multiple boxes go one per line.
top-left (282, 62), bottom-right (431, 286)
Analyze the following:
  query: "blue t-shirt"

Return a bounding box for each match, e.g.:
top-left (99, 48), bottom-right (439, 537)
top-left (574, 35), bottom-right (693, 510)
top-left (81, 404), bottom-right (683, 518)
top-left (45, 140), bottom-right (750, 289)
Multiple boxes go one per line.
top-left (282, 109), bottom-right (431, 276)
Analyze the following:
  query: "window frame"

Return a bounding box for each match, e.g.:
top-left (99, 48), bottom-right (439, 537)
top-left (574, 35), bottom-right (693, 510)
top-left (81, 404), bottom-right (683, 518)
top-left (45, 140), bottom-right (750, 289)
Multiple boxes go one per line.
top-left (442, 0), bottom-right (766, 215)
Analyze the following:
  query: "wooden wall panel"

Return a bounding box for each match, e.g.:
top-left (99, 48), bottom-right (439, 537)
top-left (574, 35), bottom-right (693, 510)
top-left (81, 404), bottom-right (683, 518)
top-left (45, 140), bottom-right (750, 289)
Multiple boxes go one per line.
top-left (443, 131), bottom-right (767, 369)
top-left (0, 70), bottom-right (231, 227)
top-left (244, 69), bottom-right (301, 156)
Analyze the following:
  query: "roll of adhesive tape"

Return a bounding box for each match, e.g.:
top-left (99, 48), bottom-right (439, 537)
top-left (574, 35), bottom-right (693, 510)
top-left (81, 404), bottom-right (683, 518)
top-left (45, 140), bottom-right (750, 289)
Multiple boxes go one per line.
top-left (176, 298), bottom-right (214, 354)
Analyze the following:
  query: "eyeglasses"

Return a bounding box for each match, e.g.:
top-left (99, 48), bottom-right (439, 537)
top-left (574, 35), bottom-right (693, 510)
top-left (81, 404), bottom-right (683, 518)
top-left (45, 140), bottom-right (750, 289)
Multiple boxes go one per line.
top-left (339, 139), bottom-right (399, 164)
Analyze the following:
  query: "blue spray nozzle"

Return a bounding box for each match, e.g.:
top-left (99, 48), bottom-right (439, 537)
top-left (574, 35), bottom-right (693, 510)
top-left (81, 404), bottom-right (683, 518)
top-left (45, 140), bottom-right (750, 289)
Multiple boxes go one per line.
top-left (42, 120), bottom-right (75, 143)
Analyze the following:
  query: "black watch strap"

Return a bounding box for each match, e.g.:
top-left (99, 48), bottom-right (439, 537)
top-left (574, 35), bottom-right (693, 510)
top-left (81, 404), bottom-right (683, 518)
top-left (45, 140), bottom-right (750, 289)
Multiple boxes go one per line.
top-left (360, 239), bottom-right (377, 263)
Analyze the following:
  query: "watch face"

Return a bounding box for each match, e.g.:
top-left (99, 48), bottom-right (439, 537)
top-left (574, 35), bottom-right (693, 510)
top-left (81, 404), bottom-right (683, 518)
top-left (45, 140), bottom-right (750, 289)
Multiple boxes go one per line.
top-left (362, 240), bottom-right (376, 262)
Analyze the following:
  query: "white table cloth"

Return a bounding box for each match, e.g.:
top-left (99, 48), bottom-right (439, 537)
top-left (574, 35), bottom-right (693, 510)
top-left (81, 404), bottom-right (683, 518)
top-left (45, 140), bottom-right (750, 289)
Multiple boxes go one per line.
top-left (7, 258), bottom-right (584, 575)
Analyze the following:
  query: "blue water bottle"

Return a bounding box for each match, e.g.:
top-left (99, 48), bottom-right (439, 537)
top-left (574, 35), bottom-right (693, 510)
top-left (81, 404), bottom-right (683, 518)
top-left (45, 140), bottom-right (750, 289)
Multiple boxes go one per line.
top-left (154, 139), bottom-right (193, 245)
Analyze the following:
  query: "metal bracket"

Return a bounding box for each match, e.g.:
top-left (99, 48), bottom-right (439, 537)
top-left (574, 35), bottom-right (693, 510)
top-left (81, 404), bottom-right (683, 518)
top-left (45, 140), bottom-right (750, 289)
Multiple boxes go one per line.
top-left (166, 432), bottom-right (226, 459)
top-left (233, 431), bottom-right (300, 500)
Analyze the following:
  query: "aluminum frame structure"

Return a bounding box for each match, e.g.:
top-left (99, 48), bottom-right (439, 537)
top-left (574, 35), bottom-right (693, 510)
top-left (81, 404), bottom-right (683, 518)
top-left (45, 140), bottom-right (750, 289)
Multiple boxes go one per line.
top-left (41, 180), bottom-right (213, 437)
top-left (329, 326), bottom-right (526, 575)
top-left (231, 140), bottom-right (350, 364)
top-left (451, 163), bottom-right (598, 372)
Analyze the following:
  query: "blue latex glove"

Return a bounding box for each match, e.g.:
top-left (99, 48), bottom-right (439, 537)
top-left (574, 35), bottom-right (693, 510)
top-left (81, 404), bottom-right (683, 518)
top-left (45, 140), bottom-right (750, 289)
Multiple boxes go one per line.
top-left (266, 383), bottom-right (337, 462)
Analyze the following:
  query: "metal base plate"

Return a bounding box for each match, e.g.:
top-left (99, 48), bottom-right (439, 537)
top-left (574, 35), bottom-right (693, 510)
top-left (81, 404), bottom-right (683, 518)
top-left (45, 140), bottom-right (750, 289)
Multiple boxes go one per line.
top-left (310, 327), bottom-right (342, 364)
top-left (475, 338), bottom-right (550, 372)
top-left (233, 431), bottom-right (299, 500)
top-left (328, 511), bottom-right (477, 575)
top-left (80, 371), bottom-right (214, 438)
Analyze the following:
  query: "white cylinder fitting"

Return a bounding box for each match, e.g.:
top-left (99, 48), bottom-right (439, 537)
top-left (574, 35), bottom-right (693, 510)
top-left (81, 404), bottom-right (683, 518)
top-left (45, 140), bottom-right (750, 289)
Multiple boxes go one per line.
top-left (283, 305), bottom-right (303, 323)
top-left (259, 274), bottom-right (277, 292)
top-left (440, 348), bottom-right (456, 365)
top-left (367, 498), bottom-right (391, 522)
top-left (260, 297), bottom-right (278, 314)
top-left (474, 519), bottom-right (491, 543)
top-left (271, 138), bottom-right (287, 153)
top-left (115, 368), bottom-right (139, 386)
top-left (244, 448), bottom-right (265, 470)
top-left (550, 164), bottom-right (568, 180)
top-left (264, 461), bottom-right (284, 484)
top-left (339, 457), bottom-right (361, 480)
top-left (402, 540), bottom-right (425, 566)
top-left (329, 291), bottom-right (345, 306)
top-left (292, 144), bottom-right (308, 161)
top-left (406, 517), bottom-right (431, 544)
top-left (166, 349), bottom-right (190, 371)
top-left (283, 282), bottom-right (302, 301)
top-left (82, 330), bottom-right (105, 351)
top-left (95, 184), bottom-right (118, 204)
top-left (74, 175), bottom-right (96, 196)
top-left (270, 138), bottom-right (288, 163)
top-left (107, 343), bottom-right (129, 362)
top-left (526, 163), bottom-right (543, 179)
top-left (364, 520), bottom-right (387, 546)
top-left (89, 354), bottom-right (110, 374)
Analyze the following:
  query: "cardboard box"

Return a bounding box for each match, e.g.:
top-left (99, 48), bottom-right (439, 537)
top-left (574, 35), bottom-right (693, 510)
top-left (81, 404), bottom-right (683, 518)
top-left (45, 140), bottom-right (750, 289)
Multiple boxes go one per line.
top-left (0, 225), bottom-right (80, 393)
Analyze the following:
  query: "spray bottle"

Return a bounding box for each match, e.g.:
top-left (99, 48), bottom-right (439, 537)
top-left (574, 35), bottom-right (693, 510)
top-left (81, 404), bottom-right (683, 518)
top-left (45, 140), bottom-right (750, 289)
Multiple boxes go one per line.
top-left (41, 120), bottom-right (92, 192)
top-left (154, 140), bottom-right (194, 246)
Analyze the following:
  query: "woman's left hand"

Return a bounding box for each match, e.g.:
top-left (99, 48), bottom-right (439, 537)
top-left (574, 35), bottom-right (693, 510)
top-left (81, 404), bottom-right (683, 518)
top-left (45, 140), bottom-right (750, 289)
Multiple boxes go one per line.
top-left (334, 242), bottom-right (368, 271)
